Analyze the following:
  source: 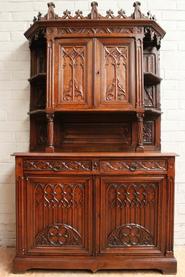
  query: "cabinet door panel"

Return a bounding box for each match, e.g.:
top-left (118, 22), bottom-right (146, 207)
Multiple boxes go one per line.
top-left (95, 38), bottom-right (135, 110)
top-left (99, 176), bottom-right (166, 255)
top-left (54, 39), bottom-right (92, 109)
top-left (26, 176), bottom-right (92, 255)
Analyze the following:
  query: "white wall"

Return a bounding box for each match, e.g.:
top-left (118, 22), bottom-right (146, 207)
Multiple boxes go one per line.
top-left (0, 0), bottom-right (185, 246)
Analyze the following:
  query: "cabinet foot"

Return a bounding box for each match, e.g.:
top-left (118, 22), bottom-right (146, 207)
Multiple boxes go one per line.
top-left (161, 262), bottom-right (177, 275)
top-left (161, 268), bottom-right (177, 275)
top-left (13, 258), bottom-right (30, 274)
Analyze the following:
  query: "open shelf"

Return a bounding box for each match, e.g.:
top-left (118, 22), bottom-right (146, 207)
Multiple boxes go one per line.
top-left (144, 72), bottom-right (162, 86)
top-left (29, 73), bottom-right (46, 84)
top-left (145, 108), bottom-right (162, 116)
top-left (28, 109), bottom-right (46, 115)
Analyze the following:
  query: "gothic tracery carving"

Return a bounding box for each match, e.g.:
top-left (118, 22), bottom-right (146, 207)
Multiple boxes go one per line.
top-left (108, 224), bottom-right (154, 246)
top-left (35, 224), bottom-right (82, 246)
top-left (35, 183), bottom-right (84, 208)
top-left (104, 46), bottom-right (128, 102)
top-left (108, 183), bottom-right (157, 208)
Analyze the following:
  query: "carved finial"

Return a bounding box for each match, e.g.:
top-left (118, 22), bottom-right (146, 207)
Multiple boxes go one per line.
top-left (46, 2), bottom-right (57, 20)
top-left (147, 11), bottom-right (156, 21)
top-left (89, 1), bottom-right (100, 19)
top-left (33, 16), bottom-right (37, 23)
top-left (75, 10), bottom-right (84, 19)
top-left (117, 9), bottom-right (126, 18)
top-left (132, 1), bottom-right (144, 19)
top-left (62, 9), bottom-right (72, 19)
top-left (106, 9), bottom-right (115, 19)
top-left (37, 12), bottom-right (42, 20)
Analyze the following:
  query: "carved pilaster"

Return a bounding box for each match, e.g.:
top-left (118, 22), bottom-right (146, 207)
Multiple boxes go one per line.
top-left (16, 176), bottom-right (28, 256)
top-left (46, 113), bottom-right (54, 152)
top-left (136, 37), bottom-right (144, 109)
top-left (136, 112), bottom-right (144, 152)
top-left (165, 158), bottom-right (175, 257)
top-left (46, 28), bottom-right (56, 109)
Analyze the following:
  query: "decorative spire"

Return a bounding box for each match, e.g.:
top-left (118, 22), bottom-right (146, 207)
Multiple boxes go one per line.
top-left (89, 1), bottom-right (100, 19)
top-left (132, 1), bottom-right (145, 19)
top-left (46, 2), bottom-right (58, 20)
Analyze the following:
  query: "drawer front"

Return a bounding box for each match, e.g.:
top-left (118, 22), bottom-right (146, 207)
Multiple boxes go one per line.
top-left (23, 159), bottom-right (98, 173)
top-left (100, 159), bottom-right (167, 174)
top-left (23, 158), bottom-right (167, 175)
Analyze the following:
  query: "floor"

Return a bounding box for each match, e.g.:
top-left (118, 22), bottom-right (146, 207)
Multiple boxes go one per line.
top-left (0, 247), bottom-right (184, 277)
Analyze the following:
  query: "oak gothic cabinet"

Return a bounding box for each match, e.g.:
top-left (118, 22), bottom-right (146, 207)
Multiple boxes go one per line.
top-left (13, 1), bottom-right (177, 274)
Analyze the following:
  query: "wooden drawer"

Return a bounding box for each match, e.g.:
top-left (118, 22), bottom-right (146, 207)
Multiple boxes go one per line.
top-left (23, 158), bottom-right (167, 175)
top-left (100, 159), bottom-right (167, 174)
top-left (23, 159), bottom-right (96, 173)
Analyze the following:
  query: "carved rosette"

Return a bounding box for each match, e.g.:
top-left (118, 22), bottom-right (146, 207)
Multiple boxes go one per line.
top-left (108, 224), bottom-right (153, 246)
top-left (35, 224), bottom-right (82, 246)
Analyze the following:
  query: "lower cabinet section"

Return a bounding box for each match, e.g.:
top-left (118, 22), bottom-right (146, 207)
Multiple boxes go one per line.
top-left (14, 155), bottom-right (177, 274)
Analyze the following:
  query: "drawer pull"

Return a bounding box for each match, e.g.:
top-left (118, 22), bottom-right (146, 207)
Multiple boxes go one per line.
top-left (129, 164), bottom-right (137, 172)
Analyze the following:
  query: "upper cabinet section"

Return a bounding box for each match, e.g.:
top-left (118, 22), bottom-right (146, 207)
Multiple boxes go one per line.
top-left (25, 1), bottom-right (165, 113)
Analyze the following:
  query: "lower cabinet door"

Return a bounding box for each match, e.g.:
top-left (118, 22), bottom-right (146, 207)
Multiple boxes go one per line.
top-left (99, 176), bottom-right (166, 255)
top-left (26, 176), bottom-right (92, 255)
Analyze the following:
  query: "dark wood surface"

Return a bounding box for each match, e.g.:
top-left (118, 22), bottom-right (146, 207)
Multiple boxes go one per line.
top-left (13, 1), bottom-right (176, 275)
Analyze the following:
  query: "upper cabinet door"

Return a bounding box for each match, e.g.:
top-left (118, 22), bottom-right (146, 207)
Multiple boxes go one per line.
top-left (94, 38), bottom-right (136, 110)
top-left (54, 38), bottom-right (92, 109)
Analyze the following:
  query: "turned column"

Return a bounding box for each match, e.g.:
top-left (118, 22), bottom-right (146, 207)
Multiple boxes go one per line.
top-left (136, 112), bottom-right (144, 152)
top-left (45, 113), bottom-right (54, 152)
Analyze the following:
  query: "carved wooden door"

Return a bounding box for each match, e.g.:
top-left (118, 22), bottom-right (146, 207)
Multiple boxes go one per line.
top-left (54, 38), bottom-right (92, 109)
top-left (98, 176), bottom-right (166, 255)
top-left (25, 176), bottom-right (92, 255)
top-left (94, 38), bottom-right (136, 110)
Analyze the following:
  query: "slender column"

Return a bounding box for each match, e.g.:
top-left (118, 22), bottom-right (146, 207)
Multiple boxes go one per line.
top-left (45, 113), bottom-right (54, 152)
top-left (136, 112), bottom-right (144, 152)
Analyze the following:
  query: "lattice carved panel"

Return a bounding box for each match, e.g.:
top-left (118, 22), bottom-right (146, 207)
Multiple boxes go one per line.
top-left (143, 121), bottom-right (154, 145)
top-left (108, 183), bottom-right (157, 208)
top-left (144, 86), bottom-right (156, 108)
top-left (35, 182), bottom-right (84, 208)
